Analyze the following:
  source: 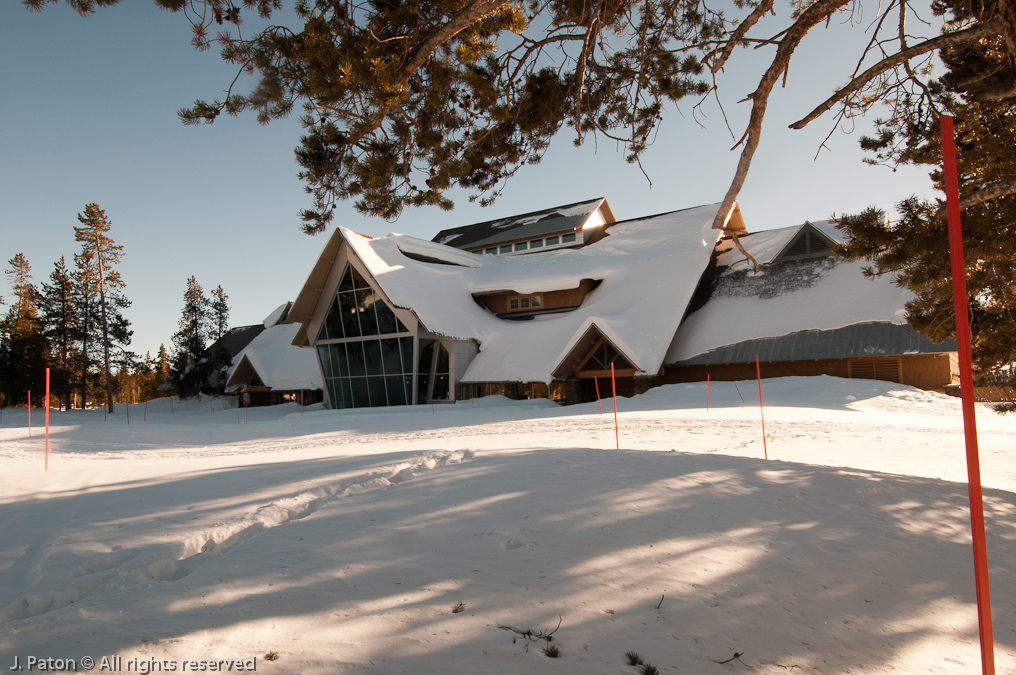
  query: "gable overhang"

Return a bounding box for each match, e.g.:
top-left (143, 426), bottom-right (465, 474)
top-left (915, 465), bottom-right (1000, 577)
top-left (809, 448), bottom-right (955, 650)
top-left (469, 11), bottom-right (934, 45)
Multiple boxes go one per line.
top-left (770, 220), bottom-right (839, 262)
top-left (721, 201), bottom-right (747, 236)
top-left (289, 228), bottom-right (423, 348)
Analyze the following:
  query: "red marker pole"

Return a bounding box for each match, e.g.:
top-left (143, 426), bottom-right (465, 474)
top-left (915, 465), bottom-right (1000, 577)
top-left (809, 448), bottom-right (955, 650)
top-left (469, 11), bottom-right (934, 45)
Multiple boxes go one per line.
top-left (594, 377), bottom-right (602, 415)
top-left (44, 370), bottom-right (49, 471)
top-left (144, 400), bottom-right (148, 422)
top-left (707, 373), bottom-right (710, 412)
top-left (756, 356), bottom-right (767, 460)
top-left (941, 113), bottom-right (995, 675)
top-left (610, 363), bottom-right (619, 449)
top-left (28, 390), bottom-right (31, 438)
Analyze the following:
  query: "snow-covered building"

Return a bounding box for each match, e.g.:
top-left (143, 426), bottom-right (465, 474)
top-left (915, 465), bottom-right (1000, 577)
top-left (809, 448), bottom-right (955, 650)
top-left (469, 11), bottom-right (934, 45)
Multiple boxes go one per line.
top-left (286, 200), bottom-right (956, 409)
top-left (224, 303), bottom-right (324, 406)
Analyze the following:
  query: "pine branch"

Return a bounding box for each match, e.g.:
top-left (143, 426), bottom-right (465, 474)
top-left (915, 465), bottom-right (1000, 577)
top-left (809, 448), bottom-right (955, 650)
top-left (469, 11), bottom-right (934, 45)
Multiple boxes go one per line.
top-left (788, 19), bottom-right (1004, 130)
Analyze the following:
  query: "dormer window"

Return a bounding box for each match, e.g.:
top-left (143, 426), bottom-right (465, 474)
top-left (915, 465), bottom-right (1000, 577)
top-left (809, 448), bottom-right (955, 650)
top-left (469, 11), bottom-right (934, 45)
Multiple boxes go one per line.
top-left (774, 223), bottom-right (836, 262)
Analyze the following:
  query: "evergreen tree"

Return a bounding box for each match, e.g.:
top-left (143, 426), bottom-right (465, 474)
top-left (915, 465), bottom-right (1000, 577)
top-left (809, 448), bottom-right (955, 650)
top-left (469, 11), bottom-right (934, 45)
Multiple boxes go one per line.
top-left (0, 254), bottom-right (50, 407)
top-left (29, 0), bottom-right (1016, 241)
top-left (839, 4), bottom-right (1016, 385)
top-left (208, 285), bottom-right (230, 392)
top-left (171, 276), bottom-right (211, 397)
top-left (74, 203), bottom-right (132, 412)
top-left (38, 256), bottom-right (79, 410)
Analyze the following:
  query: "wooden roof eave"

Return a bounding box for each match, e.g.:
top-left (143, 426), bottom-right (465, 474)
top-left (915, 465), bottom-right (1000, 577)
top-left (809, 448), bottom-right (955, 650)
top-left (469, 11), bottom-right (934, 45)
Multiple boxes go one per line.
top-left (288, 228), bottom-right (346, 347)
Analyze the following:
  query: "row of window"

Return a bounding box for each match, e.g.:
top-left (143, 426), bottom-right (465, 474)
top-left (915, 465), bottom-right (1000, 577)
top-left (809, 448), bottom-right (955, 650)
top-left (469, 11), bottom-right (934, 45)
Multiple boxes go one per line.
top-left (508, 294), bottom-right (542, 311)
top-left (471, 232), bottom-right (577, 255)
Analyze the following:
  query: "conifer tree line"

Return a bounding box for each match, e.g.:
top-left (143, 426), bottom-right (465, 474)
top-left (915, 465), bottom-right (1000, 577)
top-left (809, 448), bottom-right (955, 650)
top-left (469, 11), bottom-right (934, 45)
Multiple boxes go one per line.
top-left (2, 204), bottom-right (174, 410)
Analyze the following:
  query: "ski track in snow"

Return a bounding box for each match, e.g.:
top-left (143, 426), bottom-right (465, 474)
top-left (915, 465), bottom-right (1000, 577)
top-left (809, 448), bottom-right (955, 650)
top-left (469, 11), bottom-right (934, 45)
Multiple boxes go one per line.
top-left (0, 449), bottom-right (473, 626)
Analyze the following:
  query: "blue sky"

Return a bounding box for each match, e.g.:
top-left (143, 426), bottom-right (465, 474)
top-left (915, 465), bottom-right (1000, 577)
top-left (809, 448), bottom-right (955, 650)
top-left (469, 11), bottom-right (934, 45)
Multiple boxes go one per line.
top-left (1, 1), bottom-right (939, 358)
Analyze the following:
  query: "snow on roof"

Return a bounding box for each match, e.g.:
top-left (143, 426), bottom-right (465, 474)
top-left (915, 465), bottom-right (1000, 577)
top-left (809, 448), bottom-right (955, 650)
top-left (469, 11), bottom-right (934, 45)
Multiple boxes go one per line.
top-left (665, 256), bottom-right (913, 364)
top-left (339, 204), bottom-right (725, 383)
top-left (227, 323), bottom-right (323, 391)
top-left (430, 197), bottom-right (609, 249)
top-left (263, 302), bottom-right (291, 328)
top-left (717, 220), bottom-right (843, 272)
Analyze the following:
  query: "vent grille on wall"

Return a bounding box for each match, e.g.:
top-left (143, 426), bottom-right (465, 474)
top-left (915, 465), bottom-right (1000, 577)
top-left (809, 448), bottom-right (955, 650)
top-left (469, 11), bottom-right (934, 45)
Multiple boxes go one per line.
top-left (849, 358), bottom-right (901, 383)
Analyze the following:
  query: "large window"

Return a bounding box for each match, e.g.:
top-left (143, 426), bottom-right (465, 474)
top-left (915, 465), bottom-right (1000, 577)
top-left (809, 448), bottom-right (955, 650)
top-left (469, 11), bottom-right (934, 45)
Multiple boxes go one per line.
top-left (417, 339), bottom-right (450, 403)
top-left (316, 264), bottom-right (415, 408)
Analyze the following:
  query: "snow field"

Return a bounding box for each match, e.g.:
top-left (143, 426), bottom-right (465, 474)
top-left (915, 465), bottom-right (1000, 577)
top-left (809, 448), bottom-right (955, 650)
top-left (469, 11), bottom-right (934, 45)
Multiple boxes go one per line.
top-left (0, 377), bottom-right (1015, 673)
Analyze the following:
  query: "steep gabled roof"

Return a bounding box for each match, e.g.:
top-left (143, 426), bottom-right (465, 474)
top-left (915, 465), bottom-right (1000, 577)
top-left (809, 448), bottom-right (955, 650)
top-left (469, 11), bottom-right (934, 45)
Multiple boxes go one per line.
top-left (293, 202), bottom-right (733, 383)
top-left (431, 197), bottom-right (613, 249)
top-left (225, 323), bottom-right (323, 393)
top-left (666, 220), bottom-right (915, 364)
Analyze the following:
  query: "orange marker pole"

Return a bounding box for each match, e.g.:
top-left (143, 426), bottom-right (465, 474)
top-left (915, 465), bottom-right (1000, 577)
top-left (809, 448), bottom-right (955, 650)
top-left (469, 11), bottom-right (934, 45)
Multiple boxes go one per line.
top-left (45, 370), bottom-right (49, 471)
top-left (942, 113), bottom-right (995, 675)
top-left (126, 400), bottom-right (130, 425)
top-left (756, 356), bottom-right (767, 460)
top-left (144, 400), bottom-right (148, 422)
top-left (610, 363), bottom-right (619, 450)
top-left (594, 377), bottom-right (602, 415)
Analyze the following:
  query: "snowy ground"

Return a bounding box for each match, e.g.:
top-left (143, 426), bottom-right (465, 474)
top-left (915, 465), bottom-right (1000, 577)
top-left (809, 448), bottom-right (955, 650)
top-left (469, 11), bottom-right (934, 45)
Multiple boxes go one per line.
top-left (1, 376), bottom-right (1016, 674)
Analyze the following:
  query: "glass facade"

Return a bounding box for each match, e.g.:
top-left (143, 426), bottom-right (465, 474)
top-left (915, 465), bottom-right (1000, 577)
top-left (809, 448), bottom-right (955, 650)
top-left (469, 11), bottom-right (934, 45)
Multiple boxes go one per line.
top-left (315, 264), bottom-right (417, 408)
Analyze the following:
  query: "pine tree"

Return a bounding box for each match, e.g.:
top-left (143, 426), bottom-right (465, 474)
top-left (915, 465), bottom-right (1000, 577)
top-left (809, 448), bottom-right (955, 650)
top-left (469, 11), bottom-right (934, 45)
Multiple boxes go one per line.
top-left (74, 203), bottom-right (132, 412)
top-left (0, 254), bottom-right (50, 407)
top-left (29, 0), bottom-right (1016, 239)
top-left (208, 285), bottom-right (230, 392)
top-left (38, 257), bottom-right (79, 410)
top-left (171, 276), bottom-right (211, 397)
top-left (839, 8), bottom-right (1016, 386)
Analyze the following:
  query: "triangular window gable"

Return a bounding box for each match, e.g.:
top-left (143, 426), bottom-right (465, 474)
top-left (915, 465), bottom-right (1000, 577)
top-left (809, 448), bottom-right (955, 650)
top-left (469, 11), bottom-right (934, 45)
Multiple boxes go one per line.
top-left (317, 264), bottom-right (409, 342)
top-left (574, 334), bottom-right (637, 378)
top-left (774, 223), bottom-right (836, 262)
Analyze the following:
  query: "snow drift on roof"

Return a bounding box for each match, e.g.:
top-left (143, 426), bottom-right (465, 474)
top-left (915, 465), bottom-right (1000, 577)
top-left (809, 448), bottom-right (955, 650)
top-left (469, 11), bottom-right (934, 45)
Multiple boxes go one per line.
top-left (341, 204), bottom-right (725, 383)
top-left (227, 323), bottom-right (323, 391)
top-left (263, 302), bottom-right (290, 328)
top-left (666, 256), bottom-right (913, 364)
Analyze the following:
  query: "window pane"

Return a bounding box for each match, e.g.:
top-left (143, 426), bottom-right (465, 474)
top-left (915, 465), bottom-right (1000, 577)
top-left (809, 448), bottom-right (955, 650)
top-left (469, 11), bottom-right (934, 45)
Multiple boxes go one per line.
top-left (340, 378), bottom-right (354, 409)
top-left (363, 339), bottom-right (383, 376)
top-left (332, 344), bottom-right (349, 377)
top-left (562, 233), bottom-right (577, 243)
top-left (347, 341), bottom-right (366, 376)
top-left (357, 289), bottom-right (379, 336)
top-left (510, 298), bottom-right (519, 309)
top-left (530, 239), bottom-right (543, 248)
top-left (350, 377), bottom-right (370, 407)
top-left (317, 315), bottom-right (330, 343)
top-left (326, 379), bottom-right (339, 408)
top-left (324, 294), bottom-right (345, 340)
top-left (432, 374), bottom-right (449, 400)
top-left (385, 375), bottom-right (407, 406)
top-left (531, 296), bottom-right (541, 307)
top-left (400, 336), bottom-right (414, 374)
top-left (338, 291), bottom-right (360, 338)
top-left (436, 342), bottom-right (450, 374)
top-left (375, 298), bottom-right (398, 335)
top-left (500, 245), bottom-right (512, 253)
top-left (404, 375), bottom-right (414, 404)
top-left (317, 345), bottom-right (333, 378)
top-left (338, 266), bottom-right (354, 292)
top-left (485, 248), bottom-right (497, 254)
top-left (514, 242), bottom-right (527, 251)
top-left (520, 297), bottom-right (530, 309)
top-left (384, 374), bottom-right (404, 406)
top-left (545, 236), bottom-right (559, 245)
top-left (350, 266), bottom-right (370, 290)
top-left (417, 374), bottom-right (431, 404)
top-left (473, 250), bottom-right (483, 255)
top-left (381, 338), bottom-right (402, 375)
top-left (367, 376), bottom-right (388, 407)
top-left (418, 340), bottom-right (435, 374)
